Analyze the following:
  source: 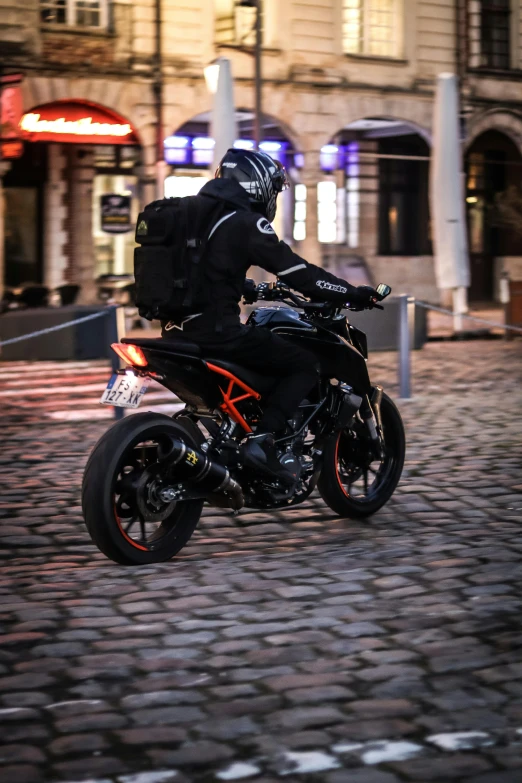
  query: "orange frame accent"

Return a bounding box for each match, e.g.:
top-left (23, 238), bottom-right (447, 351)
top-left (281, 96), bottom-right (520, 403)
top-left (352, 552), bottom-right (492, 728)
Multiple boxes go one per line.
top-left (206, 362), bottom-right (261, 433)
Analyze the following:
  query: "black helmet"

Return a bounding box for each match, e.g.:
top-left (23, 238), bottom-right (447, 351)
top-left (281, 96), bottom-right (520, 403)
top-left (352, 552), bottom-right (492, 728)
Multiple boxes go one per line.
top-left (215, 147), bottom-right (289, 223)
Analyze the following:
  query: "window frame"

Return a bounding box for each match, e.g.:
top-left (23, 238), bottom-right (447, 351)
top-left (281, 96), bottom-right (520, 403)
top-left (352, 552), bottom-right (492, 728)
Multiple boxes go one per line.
top-left (40, 0), bottom-right (109, 31)
top-left (214, 0), bottom-right (259, 48)
top-left (341, 0), bottom-right (403, 61)
top-left (468, 0), bottom-right (513, 71)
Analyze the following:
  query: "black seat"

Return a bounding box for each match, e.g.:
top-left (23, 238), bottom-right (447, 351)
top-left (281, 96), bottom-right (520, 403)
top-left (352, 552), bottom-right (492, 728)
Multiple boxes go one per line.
top-left (121, 337), bottom-right (277, 395)
top-left (121, 337), bottom-right (202, 356)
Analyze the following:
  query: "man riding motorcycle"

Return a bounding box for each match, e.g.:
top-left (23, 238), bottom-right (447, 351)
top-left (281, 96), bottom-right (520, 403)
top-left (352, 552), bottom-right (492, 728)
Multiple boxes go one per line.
top-left (162, 148), bottom-right (380, 484)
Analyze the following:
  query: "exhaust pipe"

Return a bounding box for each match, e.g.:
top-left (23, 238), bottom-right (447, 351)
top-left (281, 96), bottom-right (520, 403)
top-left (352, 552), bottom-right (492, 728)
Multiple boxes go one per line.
top-left (158, 436), bottom-right (244, 511)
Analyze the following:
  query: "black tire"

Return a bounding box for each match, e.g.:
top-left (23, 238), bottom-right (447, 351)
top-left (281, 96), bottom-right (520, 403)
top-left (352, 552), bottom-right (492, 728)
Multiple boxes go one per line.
top-left (318, 391), bottom-right (405, 518)
top-left (82, 413), bottom-right (204, 565)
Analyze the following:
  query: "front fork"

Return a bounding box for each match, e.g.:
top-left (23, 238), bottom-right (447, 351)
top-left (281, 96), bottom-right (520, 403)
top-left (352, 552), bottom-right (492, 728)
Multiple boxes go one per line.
top-left (361, 386), bottom-right (385, 459)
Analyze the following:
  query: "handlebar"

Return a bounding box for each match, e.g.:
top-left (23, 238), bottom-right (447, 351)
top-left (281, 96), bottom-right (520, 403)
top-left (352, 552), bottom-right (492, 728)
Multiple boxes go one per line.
top-left (242, 279), bottom-right (390, 313)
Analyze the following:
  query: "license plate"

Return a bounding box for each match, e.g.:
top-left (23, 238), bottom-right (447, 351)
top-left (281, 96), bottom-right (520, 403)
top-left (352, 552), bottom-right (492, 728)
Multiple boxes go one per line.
top-left (100, 373), bottom-right (150, 408)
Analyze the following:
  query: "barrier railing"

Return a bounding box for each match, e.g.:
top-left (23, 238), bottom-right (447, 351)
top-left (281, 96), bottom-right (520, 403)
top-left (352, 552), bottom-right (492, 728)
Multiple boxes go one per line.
top-left (0, 306), bottom-right (120, 348)
top-left (1, 298), bottom-right (520, 410)
top-left (398, 296), bottom-right (522, 399)
top-left (0, 305), bottom-right (125, 420)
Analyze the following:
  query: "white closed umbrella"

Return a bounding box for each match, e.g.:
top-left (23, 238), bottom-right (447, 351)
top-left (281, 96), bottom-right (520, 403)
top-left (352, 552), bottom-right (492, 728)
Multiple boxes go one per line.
top-left (204, 57), bottom-right (237, 169)
top-left (430, 72), bottom-right (470, 332)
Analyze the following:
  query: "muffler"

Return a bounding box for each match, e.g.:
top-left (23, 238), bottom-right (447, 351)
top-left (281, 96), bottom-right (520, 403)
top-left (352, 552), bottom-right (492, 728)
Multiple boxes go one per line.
top-left (158, 436), bottom-right (244, 511)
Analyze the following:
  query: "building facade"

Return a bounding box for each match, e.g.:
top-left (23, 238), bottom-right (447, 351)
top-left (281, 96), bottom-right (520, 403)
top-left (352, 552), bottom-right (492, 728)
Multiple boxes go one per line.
top-left (2, 0), bottom-right (522, 305)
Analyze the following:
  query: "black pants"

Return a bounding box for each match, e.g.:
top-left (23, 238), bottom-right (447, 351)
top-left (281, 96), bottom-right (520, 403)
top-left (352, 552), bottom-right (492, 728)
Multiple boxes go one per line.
top-left (184, 326), bottom-right (319, 433)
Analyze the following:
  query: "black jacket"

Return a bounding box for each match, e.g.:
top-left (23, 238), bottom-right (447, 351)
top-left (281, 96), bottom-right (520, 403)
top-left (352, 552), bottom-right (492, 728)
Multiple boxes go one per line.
top-left (170, 178), bottom-right (361, 337)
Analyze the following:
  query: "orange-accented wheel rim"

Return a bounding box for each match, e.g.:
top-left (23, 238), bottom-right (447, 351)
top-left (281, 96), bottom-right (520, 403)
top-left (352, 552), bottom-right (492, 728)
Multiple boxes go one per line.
top-left (112, 438), bottom-right (178, 551)
top-left (334, 428), bottom-right (387, 502)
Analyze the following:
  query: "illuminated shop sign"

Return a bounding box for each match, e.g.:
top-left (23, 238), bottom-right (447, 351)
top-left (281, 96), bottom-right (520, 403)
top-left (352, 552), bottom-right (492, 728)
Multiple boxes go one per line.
top-left (20, 100), bottom-right (139, 145)
top-left (21, 114), bottom-right (132, 137)
top-left (100, 194), bottom-right (132, 234)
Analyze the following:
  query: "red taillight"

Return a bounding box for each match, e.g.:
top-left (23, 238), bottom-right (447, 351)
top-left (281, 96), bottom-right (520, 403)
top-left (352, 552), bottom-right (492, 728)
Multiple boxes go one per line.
top-left (111, 343), bottom-right (148, 367)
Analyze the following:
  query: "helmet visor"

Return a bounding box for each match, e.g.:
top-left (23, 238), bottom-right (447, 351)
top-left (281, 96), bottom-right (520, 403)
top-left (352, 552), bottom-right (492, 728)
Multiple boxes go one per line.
top-left (272, 160), bottom-right (290, 193)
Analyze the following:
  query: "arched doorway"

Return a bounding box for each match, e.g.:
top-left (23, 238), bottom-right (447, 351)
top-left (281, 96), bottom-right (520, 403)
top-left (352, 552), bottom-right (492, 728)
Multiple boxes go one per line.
top-left (163, 110), bottom-right (301, 244)
top-left (465, 130), bottom-right (522, 302)
top-left (317, 118), bottom-right (431, 287)
top-left (4, 100), bottom-right (142, 301)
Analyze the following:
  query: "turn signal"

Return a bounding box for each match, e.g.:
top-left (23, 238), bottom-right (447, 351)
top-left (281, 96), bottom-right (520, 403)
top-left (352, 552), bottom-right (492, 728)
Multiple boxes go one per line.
top-left (111, 343), bottom-right (148, 367)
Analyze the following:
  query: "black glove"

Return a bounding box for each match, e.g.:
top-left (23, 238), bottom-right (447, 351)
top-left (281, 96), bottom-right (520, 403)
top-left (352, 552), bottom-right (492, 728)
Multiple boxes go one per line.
top-left (350, 285), bottom-right (379, 307)
top-left (242, 278), bottom-right (258, 304)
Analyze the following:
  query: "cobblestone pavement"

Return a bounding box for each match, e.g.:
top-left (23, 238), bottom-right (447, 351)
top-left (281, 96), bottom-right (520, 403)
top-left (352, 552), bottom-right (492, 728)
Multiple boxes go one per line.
top-left (1, 340), bottom-right (522, 783)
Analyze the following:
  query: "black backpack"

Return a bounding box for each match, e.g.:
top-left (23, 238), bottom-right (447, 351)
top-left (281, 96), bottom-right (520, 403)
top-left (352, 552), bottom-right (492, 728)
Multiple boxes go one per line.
top-left (133, 195), bottom-right (222, 321)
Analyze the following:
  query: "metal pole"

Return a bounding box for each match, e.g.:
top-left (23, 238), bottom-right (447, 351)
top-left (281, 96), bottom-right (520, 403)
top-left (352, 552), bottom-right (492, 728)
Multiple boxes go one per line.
top-left (154, 0), bottom-right (164, 198)
top-left (398, 294), bottom-right (411, 399)
top-left (254, 0), bottom-right (262, 149)
top-left (107, 306), bottom-right (126, 420)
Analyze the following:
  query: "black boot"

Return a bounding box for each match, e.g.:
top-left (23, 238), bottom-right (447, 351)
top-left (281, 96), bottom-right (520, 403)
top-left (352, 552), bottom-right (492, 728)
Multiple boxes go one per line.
top-left (241, 433), bottom-right (295, 486)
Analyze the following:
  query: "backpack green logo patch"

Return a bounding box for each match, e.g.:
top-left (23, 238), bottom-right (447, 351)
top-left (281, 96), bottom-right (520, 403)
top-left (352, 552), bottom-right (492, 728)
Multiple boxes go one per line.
top-left (137, 219), bottom-right (148, 236)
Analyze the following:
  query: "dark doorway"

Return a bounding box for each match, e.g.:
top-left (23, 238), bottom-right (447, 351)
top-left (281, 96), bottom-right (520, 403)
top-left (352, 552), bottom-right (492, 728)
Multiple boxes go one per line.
top-left (3, 142), bottom-right (47, 288)
top-left (465, 130), bottom-right (522, 302)
top-left (378, 135), bottom-right (431, 256)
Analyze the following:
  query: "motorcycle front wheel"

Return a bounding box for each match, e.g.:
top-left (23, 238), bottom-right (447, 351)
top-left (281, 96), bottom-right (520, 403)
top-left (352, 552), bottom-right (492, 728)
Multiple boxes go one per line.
top-left (318, 392), bottom-right (405, 518)
top-left (82, 412), bottom-right (204, 565)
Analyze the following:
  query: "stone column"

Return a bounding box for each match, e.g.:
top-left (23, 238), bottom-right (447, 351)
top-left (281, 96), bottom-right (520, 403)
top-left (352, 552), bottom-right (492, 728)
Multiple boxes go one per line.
top-left (156, 160), bottom-right (169, 200)
top-left (0, 161), bottom-right (12, 302)
top-left (137, 164), bottom-right (157, 209)
top-left (66, 146), bottom-right (97, 304)
top-left (44, 144), bottom-right (67, 290)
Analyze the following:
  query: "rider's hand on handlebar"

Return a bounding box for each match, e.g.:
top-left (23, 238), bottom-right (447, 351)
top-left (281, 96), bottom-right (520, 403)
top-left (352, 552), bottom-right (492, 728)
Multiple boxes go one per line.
top-left (242, 278), bottom-right (259, 304)
top-left (348, 285), bottom-right (382, 309)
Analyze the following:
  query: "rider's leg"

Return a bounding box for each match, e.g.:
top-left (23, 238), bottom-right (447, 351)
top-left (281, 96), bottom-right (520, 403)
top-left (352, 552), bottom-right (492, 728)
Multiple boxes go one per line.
top-left (192, 327), bottom-right (319, 483)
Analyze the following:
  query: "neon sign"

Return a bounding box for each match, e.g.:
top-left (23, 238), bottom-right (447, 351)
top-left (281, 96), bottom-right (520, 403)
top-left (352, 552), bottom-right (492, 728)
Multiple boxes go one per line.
top-left (21, 113), bottom-right (132, 137)
top-left (19, 100), bottom-right (139, 146)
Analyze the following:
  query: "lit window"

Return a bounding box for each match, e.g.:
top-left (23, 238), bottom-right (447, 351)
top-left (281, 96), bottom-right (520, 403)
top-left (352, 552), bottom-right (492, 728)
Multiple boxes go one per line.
top-left (293, 184), bottom-right (307, 241)
top-left (214, 0), bottom-right (258, 47)
top-left (40, 0), bottom-right (108, 29)
top-left (320, 145), bottom-right (339, 172)
top-left (342, 0), bottom-right (400, 58)
top-left (164, 175), bottom-right (210, 199)
top-left (317, 181), bottom-right (337, 244)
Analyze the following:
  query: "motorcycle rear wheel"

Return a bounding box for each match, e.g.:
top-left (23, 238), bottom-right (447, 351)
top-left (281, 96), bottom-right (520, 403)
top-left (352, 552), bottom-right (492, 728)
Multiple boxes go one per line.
top-left (318, 392), bottom-right (405, 518)
top-left (82, 412), bottom-right (204, 565)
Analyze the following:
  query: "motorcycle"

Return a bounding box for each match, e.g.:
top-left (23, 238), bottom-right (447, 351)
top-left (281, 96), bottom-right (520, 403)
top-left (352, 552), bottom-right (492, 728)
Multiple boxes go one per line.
top-left (82, 280), bottom-right (405, 564)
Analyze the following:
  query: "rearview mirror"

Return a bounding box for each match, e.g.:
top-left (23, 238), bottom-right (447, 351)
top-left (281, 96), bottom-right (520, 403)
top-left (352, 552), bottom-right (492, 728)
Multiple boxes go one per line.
top-left (376, 283), bottom-right (391, 299)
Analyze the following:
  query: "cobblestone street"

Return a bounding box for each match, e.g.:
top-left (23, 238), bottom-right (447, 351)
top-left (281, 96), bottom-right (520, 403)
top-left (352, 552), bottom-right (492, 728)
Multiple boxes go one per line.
top-left (1, 340), bottom-right (522, 783)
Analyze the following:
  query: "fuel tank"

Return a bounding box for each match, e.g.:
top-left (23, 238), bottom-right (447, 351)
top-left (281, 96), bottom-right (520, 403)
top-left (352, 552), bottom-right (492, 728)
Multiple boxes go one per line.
top-left (247, 307), bottom-right (371, 395)
top-left (247, 306), bottom-right (315, 331)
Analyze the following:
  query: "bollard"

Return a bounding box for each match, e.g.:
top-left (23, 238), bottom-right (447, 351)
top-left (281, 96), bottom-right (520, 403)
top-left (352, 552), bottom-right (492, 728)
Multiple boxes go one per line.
top-left (398, 295), bottom-right (414, 399)
top-left (500, 270), bottom-right (511, 341)
top-left (107, 306), bottom-right (126, 420)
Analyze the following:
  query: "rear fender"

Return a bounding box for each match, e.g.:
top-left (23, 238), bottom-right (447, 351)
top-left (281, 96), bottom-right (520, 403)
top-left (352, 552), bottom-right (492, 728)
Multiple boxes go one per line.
top-left (140, 348), bottom-right (222, 410)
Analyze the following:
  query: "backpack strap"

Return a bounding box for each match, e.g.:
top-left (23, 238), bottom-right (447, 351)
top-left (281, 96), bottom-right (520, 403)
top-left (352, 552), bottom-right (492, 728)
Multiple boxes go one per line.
top-left (182, 196), bottom-right (207, 310)
top-left (206, 210), bottom-right (238, 333)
